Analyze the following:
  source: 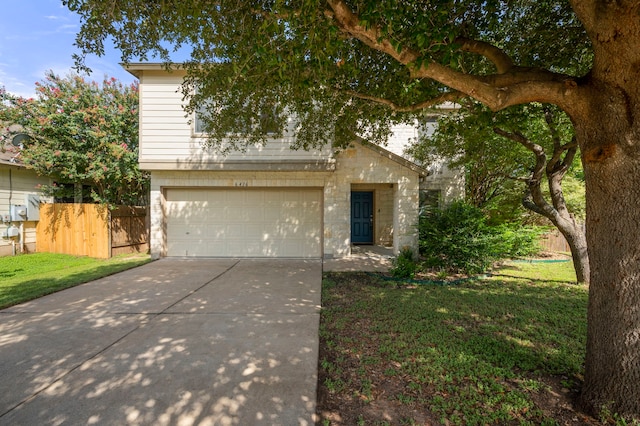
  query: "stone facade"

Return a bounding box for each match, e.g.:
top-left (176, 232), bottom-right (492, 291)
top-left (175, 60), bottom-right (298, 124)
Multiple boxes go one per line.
top-left (324, 142), bottom-right (421, 258)
top-left (146, 141), bottom-right (422, 259)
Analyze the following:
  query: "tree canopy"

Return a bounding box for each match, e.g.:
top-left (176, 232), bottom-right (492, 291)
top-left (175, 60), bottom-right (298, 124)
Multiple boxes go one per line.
top-left (64, 0), bottom-right (640, 419)
top-left (64, 0), bottom-right (592, 150)
top-left (0, 72), bottom-right (147, 206)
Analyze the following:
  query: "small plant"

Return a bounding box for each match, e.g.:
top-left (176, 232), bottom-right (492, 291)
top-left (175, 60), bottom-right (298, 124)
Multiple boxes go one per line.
top-left (324, 377), bottom-right (346, 394)
top-left (436, 269), bottom-right (448, 280)
top-left (390, 247), bottom-right (418, 279)
top-left (598, 404), bottom-right (640, 425)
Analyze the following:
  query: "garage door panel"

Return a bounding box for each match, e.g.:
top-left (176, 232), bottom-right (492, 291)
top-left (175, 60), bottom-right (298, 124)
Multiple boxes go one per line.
top-left (166, 188), bottom-right (321, 257)
top-left (207, 207), bottom-right (224, 221)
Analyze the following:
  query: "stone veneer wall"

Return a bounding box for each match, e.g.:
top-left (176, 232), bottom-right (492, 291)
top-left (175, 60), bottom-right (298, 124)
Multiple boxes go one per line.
top-left (147, 142), bottom-right (420, 259)
top-left (326, 143), bottom-right (420, 257)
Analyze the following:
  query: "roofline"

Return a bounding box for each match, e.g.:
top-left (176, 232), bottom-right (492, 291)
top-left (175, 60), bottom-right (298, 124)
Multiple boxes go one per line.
top-left (122, 62), bottom-right (184, 78)
top-left (0, 159), bottom-right (27, 169)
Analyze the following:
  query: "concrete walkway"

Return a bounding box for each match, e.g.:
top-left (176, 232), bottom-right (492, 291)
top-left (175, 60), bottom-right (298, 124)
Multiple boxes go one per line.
top-left (322, 245), bottom-right (394, 272)
top-left (0, 259), bottom-right (321, 425)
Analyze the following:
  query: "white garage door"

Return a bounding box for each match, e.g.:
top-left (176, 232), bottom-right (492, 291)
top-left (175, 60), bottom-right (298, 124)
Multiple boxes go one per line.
top-left (165, 188), bottom-right (322, 258)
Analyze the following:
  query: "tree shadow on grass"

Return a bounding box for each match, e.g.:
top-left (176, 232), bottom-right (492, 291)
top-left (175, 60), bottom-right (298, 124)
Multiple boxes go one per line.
top-left (318, 271), bottom-right (589, 424)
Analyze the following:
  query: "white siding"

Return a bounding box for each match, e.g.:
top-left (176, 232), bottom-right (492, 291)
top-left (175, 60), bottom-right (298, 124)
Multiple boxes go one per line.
top-left (137, 71), bottom-right (332, 167)
top-left (0, 166), bottom-right (50, 256)
top-left (384, 122), bottom-right (420, 159)
top-left (387, 122), bottom-right (465, 204)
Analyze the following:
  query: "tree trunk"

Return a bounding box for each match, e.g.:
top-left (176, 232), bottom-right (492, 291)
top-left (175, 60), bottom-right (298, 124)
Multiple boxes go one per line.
top-left (555, 218), bottom-right (589, 284)
top-left (576, 98), bottom-right (640, 418)
top-left (522, 196), bottom-right (590, 283)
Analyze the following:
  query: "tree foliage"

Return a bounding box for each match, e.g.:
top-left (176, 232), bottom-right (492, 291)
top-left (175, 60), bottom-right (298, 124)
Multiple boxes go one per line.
top-left (63, 0), bottom-right (589, 152)
top-left (419, 201), bottom-right (541, 274)
top-left (408, 104), bottom-right (586, 224)
top-left (0, 72), bottom-right (148, 206)
top-left (409, 103), bottom-right (590, 282)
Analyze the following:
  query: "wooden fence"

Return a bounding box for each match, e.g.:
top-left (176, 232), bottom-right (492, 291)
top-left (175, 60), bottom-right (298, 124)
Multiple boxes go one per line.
top-left (539, 229), bottom-right (571, 253)
top-left (36, 203), bottom-right (148, 258)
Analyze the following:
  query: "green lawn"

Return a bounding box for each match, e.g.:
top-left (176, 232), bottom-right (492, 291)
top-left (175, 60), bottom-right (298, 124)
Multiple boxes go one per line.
top-left (0, 252), bottom-right (152, 309)
top-left (318, 260), bottom-right (595, 425)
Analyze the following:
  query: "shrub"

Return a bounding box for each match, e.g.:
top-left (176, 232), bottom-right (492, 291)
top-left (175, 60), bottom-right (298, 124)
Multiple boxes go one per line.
top-left (389, 247), bottom-right (418, 279)
top-left (492, 223), bottom-right (542, 258)
top-left (419, 201), bottom-right (540, 273)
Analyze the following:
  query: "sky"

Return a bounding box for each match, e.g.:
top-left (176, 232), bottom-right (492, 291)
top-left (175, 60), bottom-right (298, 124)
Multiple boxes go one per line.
top-left (0, 0), bottom-right (140, 98)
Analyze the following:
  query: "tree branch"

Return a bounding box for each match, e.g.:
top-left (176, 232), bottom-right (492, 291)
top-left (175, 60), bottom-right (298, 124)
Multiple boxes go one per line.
top-left (325, 0), bottom-right (419, 64)
top-left (522, 188), bottom-right (548, 216)
top-left (343, 90), bottom-right (462, 112)
top-left (326, 0), bottom-right (580, 114)
top-left (493, 126), bottom-right (557, 220)
top-left (456, 37), bottom-right (514, 74)
top-left (567, 0), bottom-right (597, 34)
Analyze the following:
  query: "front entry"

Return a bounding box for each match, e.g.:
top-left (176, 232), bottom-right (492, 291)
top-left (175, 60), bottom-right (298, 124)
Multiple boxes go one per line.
top-left (351, 191), bottom-right (373, 244)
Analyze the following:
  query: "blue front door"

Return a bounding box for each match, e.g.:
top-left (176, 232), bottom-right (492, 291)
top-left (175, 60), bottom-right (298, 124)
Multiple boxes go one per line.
top-left (351, 191), bottom-right (373, 244)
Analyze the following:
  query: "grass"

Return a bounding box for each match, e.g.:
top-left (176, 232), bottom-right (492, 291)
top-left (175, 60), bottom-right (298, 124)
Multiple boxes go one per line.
top-left (0, 252), bottom-right (152, 309)
top-left (318, 260), bottom-right (591, 425)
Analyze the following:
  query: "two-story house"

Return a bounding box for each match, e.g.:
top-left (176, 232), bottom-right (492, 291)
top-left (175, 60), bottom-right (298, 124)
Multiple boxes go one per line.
top-left (126, 64), bottom-right (463, 259)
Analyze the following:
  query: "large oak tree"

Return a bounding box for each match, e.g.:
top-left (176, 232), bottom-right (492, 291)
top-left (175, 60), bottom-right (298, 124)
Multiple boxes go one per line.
top-left (64, 0), bottom-right (640, 418)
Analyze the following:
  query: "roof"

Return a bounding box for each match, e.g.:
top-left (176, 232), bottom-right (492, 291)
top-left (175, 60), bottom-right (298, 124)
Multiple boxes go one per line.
top-left (122, 62), bottom-right (184, 78)
top-left (0, 143), bottom-right (24, 168)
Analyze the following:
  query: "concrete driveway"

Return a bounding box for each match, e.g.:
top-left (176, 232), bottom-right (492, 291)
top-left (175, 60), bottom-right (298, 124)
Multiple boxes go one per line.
top-left (0, 259), bottom-right (322, 425)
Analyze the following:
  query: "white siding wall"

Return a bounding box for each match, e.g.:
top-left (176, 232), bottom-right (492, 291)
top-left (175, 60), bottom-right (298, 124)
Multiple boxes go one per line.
top-left (138, 70), bottom-right (332, 168)
top-left (387, 122), bottom-right (465, 204)
top-left (135, 67), bottom-right (454, 259)
top-left (0, 166), bottom-right (49, 256)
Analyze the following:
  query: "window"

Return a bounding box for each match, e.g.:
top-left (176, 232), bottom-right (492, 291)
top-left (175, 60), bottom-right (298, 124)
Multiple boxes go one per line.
top-left (194, 103), bottom-right (208, 134)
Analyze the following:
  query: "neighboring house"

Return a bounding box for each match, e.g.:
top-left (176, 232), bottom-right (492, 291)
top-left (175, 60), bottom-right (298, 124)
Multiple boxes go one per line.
top-left (126, 64), bottom-right (463, 259)
top-left (0, 138), bottom-right (47, 256)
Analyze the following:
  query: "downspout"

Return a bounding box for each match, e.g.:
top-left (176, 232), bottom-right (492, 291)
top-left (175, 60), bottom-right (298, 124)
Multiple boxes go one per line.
top-left (8, 168), bottom-right (12, 211)
top-left (9, 169), bottom-right (16, 255)
top-left (19, 222), bottom-right (24, 254)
